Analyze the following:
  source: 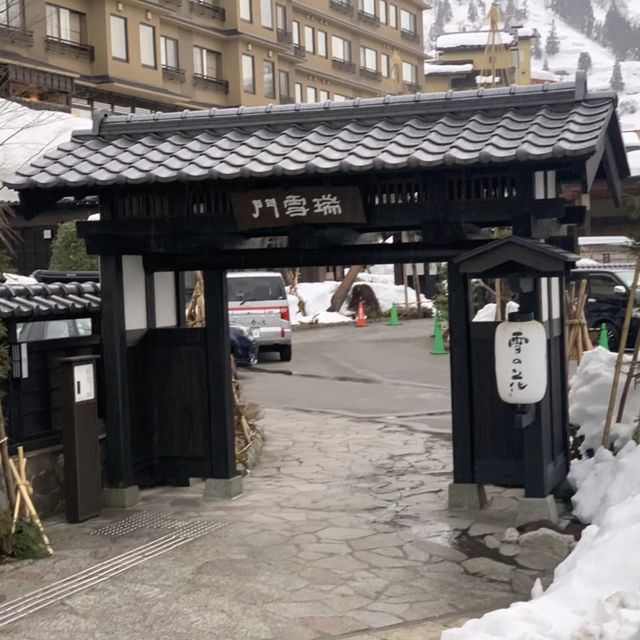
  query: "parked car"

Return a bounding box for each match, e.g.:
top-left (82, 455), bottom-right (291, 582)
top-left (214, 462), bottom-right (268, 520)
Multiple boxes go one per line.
top-left (227, 271), bottom-right (292, 361)
top-left (570, 264), bottom-right (640, 350)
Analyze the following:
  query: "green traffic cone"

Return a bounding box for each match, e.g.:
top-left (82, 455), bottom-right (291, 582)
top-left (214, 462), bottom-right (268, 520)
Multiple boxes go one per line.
top-left (599, 323), bottom-right (609, 350)
top-left (431, 311), bottom-right (447, 355)
top-left (388, 303), bottom-right (400, 326)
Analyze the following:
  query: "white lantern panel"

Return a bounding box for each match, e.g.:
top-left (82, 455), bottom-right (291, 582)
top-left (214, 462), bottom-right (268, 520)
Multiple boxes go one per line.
top-left (122, 255), bottom-right (147, 331)
top-left (495, 320), bottom-right (547, 404)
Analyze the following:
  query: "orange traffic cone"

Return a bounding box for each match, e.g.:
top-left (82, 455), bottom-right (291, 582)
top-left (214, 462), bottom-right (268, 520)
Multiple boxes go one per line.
top-left (356, 302), bottom-right (367, 328)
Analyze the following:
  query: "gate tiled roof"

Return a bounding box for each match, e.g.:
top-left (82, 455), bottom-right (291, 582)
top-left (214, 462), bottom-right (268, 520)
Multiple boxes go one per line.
top-left (0, 282), bottom-right (101, 319)
top-left (5, 77), bottom-right (628, 192)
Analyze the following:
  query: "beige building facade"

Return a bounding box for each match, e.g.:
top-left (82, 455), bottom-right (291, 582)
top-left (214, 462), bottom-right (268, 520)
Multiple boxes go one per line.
top-left (0, 0), bottom-right (427, 115)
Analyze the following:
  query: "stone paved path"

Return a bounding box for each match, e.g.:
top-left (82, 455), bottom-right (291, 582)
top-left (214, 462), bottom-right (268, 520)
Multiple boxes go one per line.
top-left (0, 409), bottom-right (537, 639)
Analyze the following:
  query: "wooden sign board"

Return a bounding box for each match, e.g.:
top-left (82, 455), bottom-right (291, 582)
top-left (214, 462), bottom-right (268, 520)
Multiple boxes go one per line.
top-left (231, 187), bottom-right (365, 230)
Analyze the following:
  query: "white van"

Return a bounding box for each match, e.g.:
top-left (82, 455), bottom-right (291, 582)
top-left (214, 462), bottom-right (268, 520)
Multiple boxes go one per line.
top-left (227, 271), bottom-right (292, 361)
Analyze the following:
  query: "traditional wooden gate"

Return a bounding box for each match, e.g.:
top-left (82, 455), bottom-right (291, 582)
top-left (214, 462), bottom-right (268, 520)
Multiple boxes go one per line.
top-left (8, 75), bottom-right (629, 500)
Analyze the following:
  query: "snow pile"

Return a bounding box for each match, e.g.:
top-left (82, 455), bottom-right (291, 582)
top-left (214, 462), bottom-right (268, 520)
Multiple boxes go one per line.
top-left (569, 442), bottom-right (640, 524)
top-left (568, 347), bottom-right (640, 454)
top-left (471, 301), bottom-right (519, 321)
top-left (0, 99), bottom-right (87, 202)
top-left (286, 272), bottom-right (432, 325)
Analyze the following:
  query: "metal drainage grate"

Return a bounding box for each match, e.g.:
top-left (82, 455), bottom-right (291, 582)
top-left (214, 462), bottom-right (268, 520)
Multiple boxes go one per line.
top-left (90, 510), bottom-right (223, 538)
top-left (0, 515), bottom-right (227, 629)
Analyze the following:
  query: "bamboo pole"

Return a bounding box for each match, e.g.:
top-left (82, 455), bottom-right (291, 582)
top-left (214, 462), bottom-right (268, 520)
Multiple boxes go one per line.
top-left (567, 280), bottom-right (588, 362)
top-left (602, 258), bottom-right (640, 448)
top-left (617, 319), bottom-right (640, 424)
top-left (0, 400), bottom-right (15, 511)
top-left (494, 279), bottom-right (503, 322)
top-left (8, 451), bottom-right (53, 555)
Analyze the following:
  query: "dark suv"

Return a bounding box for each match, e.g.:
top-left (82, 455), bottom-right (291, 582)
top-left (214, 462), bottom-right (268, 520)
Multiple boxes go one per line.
top-left (571, 264), bottom-right (640, 350)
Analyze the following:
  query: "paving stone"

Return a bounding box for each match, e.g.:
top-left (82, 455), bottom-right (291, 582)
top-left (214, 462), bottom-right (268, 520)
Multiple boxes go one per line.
top-left (498, 543), bottom-right (520, 557)
top-left (300, 615), bottom-right (368, 636)
top-left (461, 558), bottom-right (514, 583)
top-left (350, 533), bottom-right (405, 551)
top-left (511, 569), bottom-right (538, 596)
top-left (518, 528), bottom-right (574, 560)
top-left (354, 551), bottom-right (417, 569)
top-left (484, 535), bottom-right (500, 550)
top-left (501, 527), bottom-right (520, 543)
top-left (468, 523), bottom-right (504, 537)
top-left (349, 609), bottom-right (405, 628)
top-left (317, 527), bottom-right (373, 541)
top-left (411, 540), bottom-right (467, 562)
top-left (515, 551), bottom-right (560, 571)
top-left (313, 555), bottom-right (369, 571)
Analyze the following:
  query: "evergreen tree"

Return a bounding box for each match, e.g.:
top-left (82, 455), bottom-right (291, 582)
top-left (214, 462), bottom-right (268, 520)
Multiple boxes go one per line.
top-left (545, 19), bottom-right (560, 56)
top-left (543, 57), bottom-right (549, 71)
top-left (48, 222), bottom-right (99, 271)
top-left (603, 2), bottom-right (633, 58)
top-left (610, 60), bottom-right (625, 91)
top-left (467, 0), bottom-right (478, 24)
top-left (577, 51), bottom-right (592, 72)
top-left (504, 0), bottom-right (515, 25)
top-left (440, 0), bottom-right (453, 23)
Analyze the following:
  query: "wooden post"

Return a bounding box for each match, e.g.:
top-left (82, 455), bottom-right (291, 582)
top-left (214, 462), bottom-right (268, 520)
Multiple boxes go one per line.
top-left (411, 263), bottom-right (423, 312)
top-left (602, 258), bottom-right (640, 448)
top-left (494, 279), bottom-right (503, 322)
top-left (0, 401), bottom-right (14, 511)
top-left (100, 254), bottom-right (135, 487)
top-left (448, 261), bottom-right (475, 483)
top-left (202, 270), bottom-right (236, 479)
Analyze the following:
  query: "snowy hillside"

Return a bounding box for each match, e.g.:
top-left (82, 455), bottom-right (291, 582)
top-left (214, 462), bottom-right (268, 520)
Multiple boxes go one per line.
top-left (425, 0), bottom-right (640, 133)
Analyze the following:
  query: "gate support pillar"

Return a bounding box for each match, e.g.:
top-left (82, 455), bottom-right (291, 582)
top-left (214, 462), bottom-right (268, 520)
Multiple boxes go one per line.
top-left (202, 270), bottom-right (243, 499)
top-left (101, 255), bottom-right (137, 500)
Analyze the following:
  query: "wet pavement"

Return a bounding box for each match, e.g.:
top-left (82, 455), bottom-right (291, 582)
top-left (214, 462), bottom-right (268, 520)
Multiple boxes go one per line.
top-left (0, 408), bottom-right (552, 639)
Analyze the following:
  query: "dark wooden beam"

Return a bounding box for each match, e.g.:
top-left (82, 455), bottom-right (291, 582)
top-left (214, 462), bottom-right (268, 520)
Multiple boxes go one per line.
top-left (142, 242), bottom-right (485, 271)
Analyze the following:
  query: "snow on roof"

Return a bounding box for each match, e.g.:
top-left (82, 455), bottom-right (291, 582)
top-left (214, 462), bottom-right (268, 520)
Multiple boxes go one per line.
top-left (531, 69), bottom-right (560, 82)
top-left (0, 99), bottom-right (87, 203)
top-left (622, 130), bottom-right (640, 148)
top-left (626, 149), bottom-right (640, 176)
top-left (476, 74), bottom-right (502, 83)
top-left (436, 31), bottom-right (514, 50)
top-left (424, 62), bottom-right (473, 75)
top-left (512, 27), bottom-right (537, 38)
top-left (578, 236), bottom-right (634, 246)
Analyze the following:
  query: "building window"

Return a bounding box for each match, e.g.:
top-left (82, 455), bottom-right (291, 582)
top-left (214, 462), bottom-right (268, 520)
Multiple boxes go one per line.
top-left (139, 24), bottom-right (156, 68)
top-left (360, 46), bottom-right (377, 71)
top-left (46, 5), bottom-right (83, 43)
top-left (388, 3), bottom-right (397, 28)
top-left (292, 20), bottom-right (300, 45)
top-left (261, 0), bottom-right (272, 28)
top-left (334, 93), bottom-right (349, 101)
top-left (275, 4), bottom-right (286, 30)
top-left (402, 60), bottom-right (417, 84)
top-left (263, 59), bottom-right (275, 98)
top-left (242, 53), bottom-right (255, 93)
top-left (240, 0), bottom-right (252, 22)
top-left (400, 9), bottom-right (416, 34)
top-left (0, 0), bottom-right (23, 27)
top-left (306, 86), bottom-right (317, 102)
top-left (331, 35), bottom-right (351, 62)
top-left (279, 69), bottom-right (290, 97)
top-left (110, 15), bottom-right (128, 61)
top-left (359, 0), bottom-right (375, 16)
top-left (379, 0), bottom-right (387, 24)
top-left (319, 89), bottom-right (329, 101)
top-left (304, 25), bottom-right (315, 54)
top-left (294, 81), bottom-right (302, 102)
top-left (381, 52), bottom-right (389, 77)
top-left (317, 30), bottom-right (327, 57)
top-left (160, 36), bottom-right (179, 69)
top-left (194, 45), bottom-right (222, 78)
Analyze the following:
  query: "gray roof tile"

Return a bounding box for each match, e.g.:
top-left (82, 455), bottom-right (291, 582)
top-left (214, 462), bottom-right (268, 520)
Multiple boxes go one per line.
top-left (5, 82), bottom-right (626, 192)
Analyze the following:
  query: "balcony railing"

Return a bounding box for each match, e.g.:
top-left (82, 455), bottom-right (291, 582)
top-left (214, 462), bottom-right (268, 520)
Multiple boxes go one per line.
top-left (357, 10), bottom-right (380, 26)
top-left (279, 95), bottom-right (295, 104)
top-left (276, 29), bottom-right (292, 44)
top-left (401, 28), bottom-right (420, 43)
top-left (293, 44), bottom-right (305, 58)
top-left (193, 73), bottom-right (229, 93)
top-left (332, 58), bottom-right (356, 73)
top-left (0, 23), bottom-right (33, 45)
top-left (329, 0), bottom-right (353, 15)
top-left (162, 66), bottom-right (186, 82)
top-left (160, 0), bottom-right (183, 7)
top-left (359, 67), bottom-right (382, 81)
top-left (190, 0), bottom-right (225, 20)
top-left (45, 36), bottom-right (94, 60)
